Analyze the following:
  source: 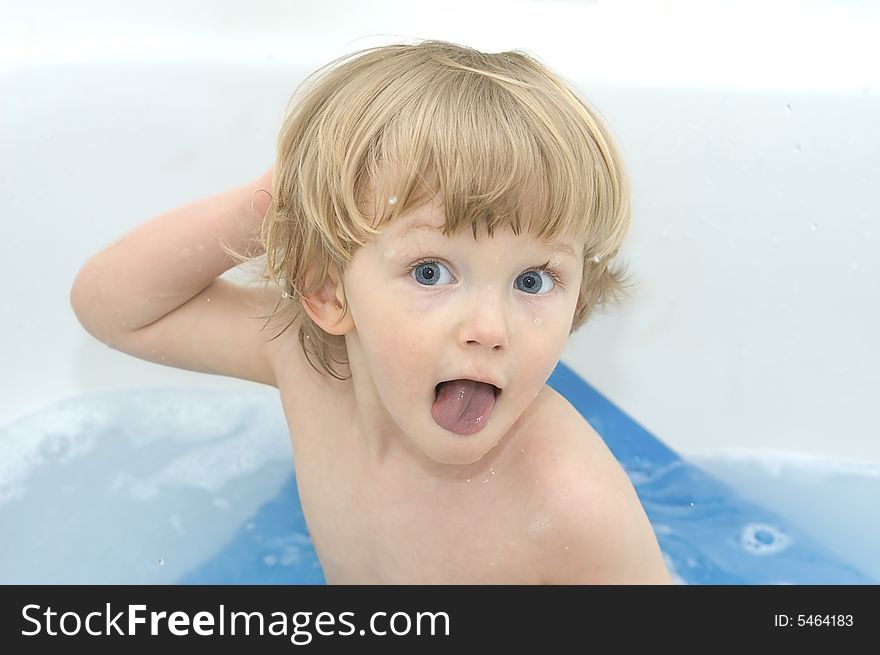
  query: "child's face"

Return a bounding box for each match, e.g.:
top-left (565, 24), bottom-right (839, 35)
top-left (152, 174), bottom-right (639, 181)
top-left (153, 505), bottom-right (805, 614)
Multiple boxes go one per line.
top-left (341, 197), bottom-right (584, 466)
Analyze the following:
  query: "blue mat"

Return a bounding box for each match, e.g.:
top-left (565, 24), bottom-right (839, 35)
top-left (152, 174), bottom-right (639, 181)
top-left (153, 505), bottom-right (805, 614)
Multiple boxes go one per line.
top-left (178, 362), bottom-right (872, 585)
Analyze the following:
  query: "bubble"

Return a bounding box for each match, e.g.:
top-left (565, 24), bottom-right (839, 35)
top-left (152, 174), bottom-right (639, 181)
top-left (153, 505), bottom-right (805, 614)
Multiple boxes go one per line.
top-left (740, 523), bottom-right (791, 556)
top-left (39, 434), bottom-right (71, 460)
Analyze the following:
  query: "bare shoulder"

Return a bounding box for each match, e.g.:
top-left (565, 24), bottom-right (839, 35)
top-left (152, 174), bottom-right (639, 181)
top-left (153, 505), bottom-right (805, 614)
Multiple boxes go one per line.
top-left (514, 386), bottom-right (673, 585)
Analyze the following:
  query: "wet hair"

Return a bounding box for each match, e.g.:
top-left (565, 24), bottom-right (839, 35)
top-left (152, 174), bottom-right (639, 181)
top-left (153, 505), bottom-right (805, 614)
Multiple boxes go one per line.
top-left (228, 39), bottom-right (635, 381)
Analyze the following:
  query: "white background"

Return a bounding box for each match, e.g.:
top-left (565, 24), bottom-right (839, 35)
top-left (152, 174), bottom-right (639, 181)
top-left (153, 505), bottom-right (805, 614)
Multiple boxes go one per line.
top-left (2, 0), bottom-right (878, 463)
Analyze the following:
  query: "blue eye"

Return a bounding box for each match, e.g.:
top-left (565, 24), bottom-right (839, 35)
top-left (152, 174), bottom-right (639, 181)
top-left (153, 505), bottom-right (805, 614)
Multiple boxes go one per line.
top-left (412, 260), bottom-right (454, 286)
top-left (515, 269), bottom-right (556, 295)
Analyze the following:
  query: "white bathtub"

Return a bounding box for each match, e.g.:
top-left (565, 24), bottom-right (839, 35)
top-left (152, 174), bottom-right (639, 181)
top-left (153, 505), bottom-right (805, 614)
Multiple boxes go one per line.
top-left (3, 3), bottom-right (879, 470)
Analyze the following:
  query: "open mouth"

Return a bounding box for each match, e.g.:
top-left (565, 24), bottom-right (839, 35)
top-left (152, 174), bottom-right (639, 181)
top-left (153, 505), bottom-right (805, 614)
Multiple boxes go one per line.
top-left (434, 381), bottom-right (501, 398)
top-left (431, 379), bottom-right (501, 436)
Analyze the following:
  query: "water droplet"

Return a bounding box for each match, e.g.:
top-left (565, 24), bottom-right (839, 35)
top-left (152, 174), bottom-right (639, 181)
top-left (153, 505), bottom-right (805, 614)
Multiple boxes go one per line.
top-left (810, 223), bottom-right (819, 232)
top-left (528, 517), bottom-right (550, 537)
top-left (785, 103), bottom-right (792, 112)
top-left (281, 291), bottom-right (289, 298)
top-left (206, 297), bottom-right (211, 303)
top-left (490, 468), bottom-right (495, 475)
top-left (793, 144), bottom-right (802, 155)
top-left (388, 195), bottom-right (398, 205)
top-left (533, 317), bottom-right (542, 326)
top-left (39, 434), bottom-right (70, 459)
top-left (158, 558), bottom-right (165, 566)
top-left (466, 478), bottom-right (471, 483)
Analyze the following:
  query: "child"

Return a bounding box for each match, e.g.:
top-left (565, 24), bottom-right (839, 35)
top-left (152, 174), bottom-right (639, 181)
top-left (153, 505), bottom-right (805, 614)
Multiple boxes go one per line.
top-left (71, 40), bottom-right (672, 584)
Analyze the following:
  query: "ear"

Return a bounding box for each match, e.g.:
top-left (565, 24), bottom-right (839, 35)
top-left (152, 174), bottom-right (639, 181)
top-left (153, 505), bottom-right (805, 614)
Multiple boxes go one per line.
top-left (299, 264), bottom-right (354, 336)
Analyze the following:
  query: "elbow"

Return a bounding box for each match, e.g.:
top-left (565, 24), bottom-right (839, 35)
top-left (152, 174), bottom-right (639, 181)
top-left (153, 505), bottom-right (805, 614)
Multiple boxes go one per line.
top-left (70, 270), bottom-right (98, 339)
top-left (69, 266), bottom-right (112, 343)
top-left (70, 266), bottom-right (89, 324)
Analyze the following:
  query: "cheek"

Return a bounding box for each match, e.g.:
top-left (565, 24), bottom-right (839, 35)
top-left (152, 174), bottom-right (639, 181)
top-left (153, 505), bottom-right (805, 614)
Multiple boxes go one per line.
top-left (359, 297), bottom-right (434, 382)
top-left (519, 311), bottom-right (570, 370)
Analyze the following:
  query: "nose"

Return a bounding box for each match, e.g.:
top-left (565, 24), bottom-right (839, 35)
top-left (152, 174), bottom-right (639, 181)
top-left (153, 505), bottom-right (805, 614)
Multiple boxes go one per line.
top-left (458, 285), bottom-right (510, 351)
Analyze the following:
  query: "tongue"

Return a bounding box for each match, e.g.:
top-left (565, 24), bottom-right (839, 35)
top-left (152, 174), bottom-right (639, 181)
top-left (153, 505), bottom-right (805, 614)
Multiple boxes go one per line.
top-left (431, 379), bottom-right (497, 435)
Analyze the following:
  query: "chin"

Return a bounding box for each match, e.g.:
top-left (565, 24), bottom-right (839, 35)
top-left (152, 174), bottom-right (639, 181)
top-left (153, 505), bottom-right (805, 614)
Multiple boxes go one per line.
top-left (417, 434), bottom-right (497, 466)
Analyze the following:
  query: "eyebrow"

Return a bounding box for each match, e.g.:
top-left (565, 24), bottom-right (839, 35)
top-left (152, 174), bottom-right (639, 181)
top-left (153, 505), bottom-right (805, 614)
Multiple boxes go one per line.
top-left (398, 223), bottom-right (578, 258)
top-left (548, 242), bottom-right (576, 257)
top-left (399, 223), bottom-right (441, 239)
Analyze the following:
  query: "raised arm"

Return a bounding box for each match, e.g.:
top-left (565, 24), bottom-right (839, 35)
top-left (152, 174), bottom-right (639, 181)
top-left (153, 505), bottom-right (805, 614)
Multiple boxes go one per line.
top-left (70, 167), bottom-right (284, 385)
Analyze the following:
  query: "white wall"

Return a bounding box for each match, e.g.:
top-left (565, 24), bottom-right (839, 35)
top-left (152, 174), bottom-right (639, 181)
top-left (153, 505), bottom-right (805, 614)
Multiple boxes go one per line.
top-left (2, 0), bottom-right (878, 461)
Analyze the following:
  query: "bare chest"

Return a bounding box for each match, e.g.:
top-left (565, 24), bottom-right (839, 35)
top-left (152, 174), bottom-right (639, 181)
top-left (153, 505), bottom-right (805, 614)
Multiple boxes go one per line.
top-left (273, 362), bottom-right (541, 583)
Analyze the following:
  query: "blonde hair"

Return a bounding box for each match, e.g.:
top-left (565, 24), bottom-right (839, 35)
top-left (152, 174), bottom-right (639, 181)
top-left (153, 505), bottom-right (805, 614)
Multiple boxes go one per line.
top-left (232, 39), bottom-right (634, 381)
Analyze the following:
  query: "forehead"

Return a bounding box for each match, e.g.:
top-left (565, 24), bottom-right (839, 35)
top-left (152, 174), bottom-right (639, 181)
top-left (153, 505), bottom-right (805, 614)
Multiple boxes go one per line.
top-left (389, 202), bottom-right (580, 258)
